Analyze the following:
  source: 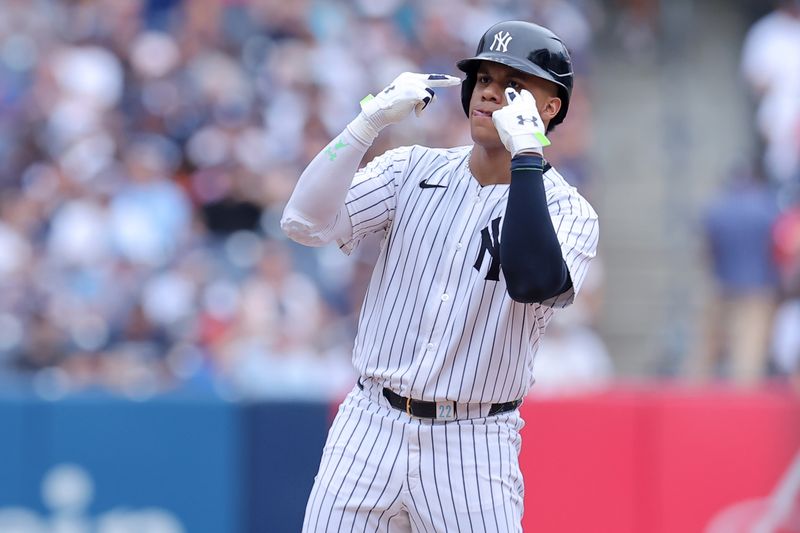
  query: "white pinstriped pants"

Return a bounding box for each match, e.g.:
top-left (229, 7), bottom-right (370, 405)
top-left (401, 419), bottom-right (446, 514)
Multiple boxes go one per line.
top-left (302, 378), bottom-right (525, 532)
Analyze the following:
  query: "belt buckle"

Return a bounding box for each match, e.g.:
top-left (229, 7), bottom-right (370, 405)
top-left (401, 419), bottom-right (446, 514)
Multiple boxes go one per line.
top-left (406, 397), bottom-right (412, 415)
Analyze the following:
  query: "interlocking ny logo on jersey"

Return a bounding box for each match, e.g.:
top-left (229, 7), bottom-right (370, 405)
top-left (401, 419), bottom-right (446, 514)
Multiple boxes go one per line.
top-left (489, 31), bottom-right (513, 53)
top-left (474, 217), bottom-right (502, 281)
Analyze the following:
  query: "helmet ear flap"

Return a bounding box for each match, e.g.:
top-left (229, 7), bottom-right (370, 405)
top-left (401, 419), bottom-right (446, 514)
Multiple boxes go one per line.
top-left (461, 73), bottom-right (476, 117)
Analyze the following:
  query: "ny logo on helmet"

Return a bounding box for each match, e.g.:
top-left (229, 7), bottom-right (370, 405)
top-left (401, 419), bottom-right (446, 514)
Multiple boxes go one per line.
top-left (489, 31), bottom-right (513, 53)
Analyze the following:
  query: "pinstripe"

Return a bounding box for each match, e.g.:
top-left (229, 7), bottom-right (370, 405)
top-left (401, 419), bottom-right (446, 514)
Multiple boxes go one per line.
top-left (407, 509), bottom-right (426, 533)
top-left (320, 411), bottom-right (372, 532)
top-left (305, 389), bottom-right (408, 533)
top-left (495, 304), bottom-right (517, 399)
top-left (440, 190), bottom-right (504, 391)
top-left (367, 208), bottom-right (427, 380)
top-left (369, 489), bottom-right (402, 533)
top-left (352, 207), bottom-right (391, 230)
top-left (305, 404), bottom-right (364, 531)
top-left (339, 148), bottom-right (410, 252)
top-left (349, 208), bottom-right (390, 233)
top-left (362, 158), bottom-right (447, 385)
top-left (424, 184), bottom-right (485, 396)
top-left (569, 216), bottom-right (591, 249)
top-left (510, 309), bottom-right (528, 400)
top-left (379, 187), bottom-right (447, 391)
top-left (348, 193), bottom-right (392, 219)
top-left (457, 422), bottom-right (476, 533)
top-left (362, 153), bottom-right (467, 377)
top-left (429, 192), bottom-right (482, 365)
top-left (352, 241), bottom-right (394, 372)
top-left (342, 145), bottom-right (603, 402)
top-left (363, 424), bottom-right (407, 532)
top-left (571, 223), bottom-right (599, 283)
top-left (482, 420), bottom-right (503, 532)
top-left (382, 506), bottom-right (407, 532)
top-left (347, 179), bottom-right (394, 207)
top-left (443, 420), bottom-right (463, 533)
top-left (553, 205), bottom-right (570, 235)
top-left (471, 421), bottom-right (490, 532)
top-left (376, 412), bottom-right (525, 533)
top-left (406, 186), bottom-right (474, 394)
top-left (399, 186), bottom-right (474, 393)
top-left (351, 156), bottom-right (401, 183)
top-left (496, 424), bottom-right (512, 532)
top-left (336, 410), bottom-right (386, 532)
top-left (389, 176), bottom-right (462, 391)
top-left (407, 487), bottom-right (433, 533)
top-left (356, 217), bottom-right (393, 237)
top-left (445, 275), bottom-right (488, 398)
top-left (426, 423), bottom-right (450, 531)
top-left (351, 414), bottom-right (399, 524)
top-left (305, 145), bottom-right (596, 531)
top-left (459, 282), bottom-right (501, 400)
top-left (405, 426), bottom-right (434, 533)
top-left (456, 197), bottom-right (509, 401)
top-left (479, 287), bottom-right (508, 402)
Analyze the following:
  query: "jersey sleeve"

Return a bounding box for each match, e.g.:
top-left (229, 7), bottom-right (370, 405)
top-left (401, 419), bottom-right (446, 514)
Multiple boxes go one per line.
top-left (337, 146), bottom-right (411, 255)
top-left (540, 184), bottom-right (599, 308)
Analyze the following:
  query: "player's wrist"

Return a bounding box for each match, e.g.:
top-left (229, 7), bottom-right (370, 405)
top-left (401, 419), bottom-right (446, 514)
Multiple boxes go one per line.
top-left (513, 148), bottom-right (544, 158)
top-left (346, 112), bottom-right (381, 146)
top-left (508, 134), bottom-right (547, 158)
top-left (511, 153), bottom-right (544, 170)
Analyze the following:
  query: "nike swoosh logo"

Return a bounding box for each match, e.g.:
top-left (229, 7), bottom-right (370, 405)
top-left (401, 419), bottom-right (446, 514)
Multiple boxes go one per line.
top-left (419, 179), bottom-right (447, 189)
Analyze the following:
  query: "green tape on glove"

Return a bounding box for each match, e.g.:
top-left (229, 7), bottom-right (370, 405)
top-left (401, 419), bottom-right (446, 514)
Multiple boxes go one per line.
top-left (534, 132), bottom-right (551, 147)
top-left (360, 94), bottom-right (375, 108)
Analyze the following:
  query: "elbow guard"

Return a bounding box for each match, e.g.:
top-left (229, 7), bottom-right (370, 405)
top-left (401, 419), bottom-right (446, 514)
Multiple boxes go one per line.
top-left (280, 217), bottom-right (327, 247)
top-left (280, 208), bottom-right (348, 247)
top-left (280, 210), bottom-right (330, 247)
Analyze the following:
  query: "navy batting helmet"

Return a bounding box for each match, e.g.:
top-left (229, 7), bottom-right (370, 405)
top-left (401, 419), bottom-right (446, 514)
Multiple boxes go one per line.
top-left (457, 21), bottom-right (573, 130)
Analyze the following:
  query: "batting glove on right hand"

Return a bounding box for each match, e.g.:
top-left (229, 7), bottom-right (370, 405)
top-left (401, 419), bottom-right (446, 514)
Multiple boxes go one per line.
top-left (492, 88), bottom-right (551, 157)
top-left (347, 72), bottom-right (461, 145)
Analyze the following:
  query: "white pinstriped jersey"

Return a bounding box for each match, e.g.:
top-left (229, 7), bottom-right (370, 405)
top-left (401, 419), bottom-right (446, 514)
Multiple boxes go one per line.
top-left (339, 144), bottom-right (598, 404)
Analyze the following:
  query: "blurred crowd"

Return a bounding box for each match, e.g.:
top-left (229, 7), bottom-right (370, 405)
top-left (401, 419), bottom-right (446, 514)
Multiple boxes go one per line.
top-left (691, 0), bottom-right (800, 388)
top-left (0, 0), bottom-right (610, 400)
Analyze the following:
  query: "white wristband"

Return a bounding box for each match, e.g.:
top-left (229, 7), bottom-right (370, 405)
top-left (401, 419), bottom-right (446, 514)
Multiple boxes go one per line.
top-left (346, 111), bottom-right (381, 146)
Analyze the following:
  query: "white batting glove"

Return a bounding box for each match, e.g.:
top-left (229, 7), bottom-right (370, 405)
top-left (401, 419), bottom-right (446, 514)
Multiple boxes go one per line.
top-left (491, 88), bottom-right (551, 157)
top-left (347, 72), bottom-right (461, 145)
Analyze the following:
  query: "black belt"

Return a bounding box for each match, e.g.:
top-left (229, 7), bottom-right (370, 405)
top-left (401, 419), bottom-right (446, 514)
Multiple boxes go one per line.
top-left (358, 379), bottom-right (520, 419)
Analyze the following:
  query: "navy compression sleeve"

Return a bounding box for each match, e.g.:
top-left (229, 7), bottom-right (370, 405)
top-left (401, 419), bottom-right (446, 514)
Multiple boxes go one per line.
top-left (500, 154), bottom-right (572, 303)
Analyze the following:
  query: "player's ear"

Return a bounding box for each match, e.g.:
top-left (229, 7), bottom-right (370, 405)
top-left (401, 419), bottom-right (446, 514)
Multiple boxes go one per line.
top-left (540, 96), bottom-right (561, 123)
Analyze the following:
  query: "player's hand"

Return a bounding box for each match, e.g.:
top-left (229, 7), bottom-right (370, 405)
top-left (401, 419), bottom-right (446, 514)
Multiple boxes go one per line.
top-left (491, 88), bottom-right (551, 157)
top-left (347, 72), bottom-right (461, 145)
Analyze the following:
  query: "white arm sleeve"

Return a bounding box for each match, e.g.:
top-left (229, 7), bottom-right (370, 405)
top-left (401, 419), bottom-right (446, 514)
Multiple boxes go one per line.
top-left (280, 128), bottom-right (371, 247)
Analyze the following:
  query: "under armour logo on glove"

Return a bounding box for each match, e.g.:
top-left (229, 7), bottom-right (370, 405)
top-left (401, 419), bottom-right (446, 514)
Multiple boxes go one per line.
top-left (383, 85), bottom-right (396, 94)
top-left (492, 88), bottom-right (551, 156)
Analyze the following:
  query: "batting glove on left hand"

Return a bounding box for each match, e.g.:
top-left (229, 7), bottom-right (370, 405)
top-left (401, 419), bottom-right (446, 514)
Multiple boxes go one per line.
top-left (347, 72), bottom-right (461, 145)
top-left (492, 88), bottom-right (551, 157)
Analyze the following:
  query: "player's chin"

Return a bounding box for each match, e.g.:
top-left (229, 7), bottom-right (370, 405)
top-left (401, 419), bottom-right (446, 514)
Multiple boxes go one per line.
top-left (469, 120), bottom-right (501, 146)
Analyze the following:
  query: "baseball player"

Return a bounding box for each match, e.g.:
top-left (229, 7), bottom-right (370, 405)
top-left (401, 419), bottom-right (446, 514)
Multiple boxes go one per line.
top-left (282, 20), bottom-right (598, 532)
